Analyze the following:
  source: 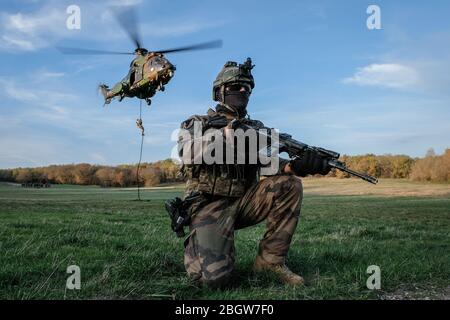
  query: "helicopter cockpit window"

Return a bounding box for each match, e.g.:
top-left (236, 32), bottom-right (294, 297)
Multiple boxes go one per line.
top-left (152, 57), bottom-right (163, 65)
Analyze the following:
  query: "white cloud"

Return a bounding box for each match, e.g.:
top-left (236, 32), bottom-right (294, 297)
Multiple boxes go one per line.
top-left (40, 71), bottom-right (65, 78)
top-left (342, 63), bottom-right (421, 89)
top-left (0, 78), bottom-right (76, 105)
top-left (0, 2), bottom-right (118, 52)
top-left (0, 8), bottom-right (67, 51)
top-left (1, 35), bottom-right (36, 51)
top-left (2, 82), bottom-right (39, 102)
top-left (8, 12), bottom-right (48, 35)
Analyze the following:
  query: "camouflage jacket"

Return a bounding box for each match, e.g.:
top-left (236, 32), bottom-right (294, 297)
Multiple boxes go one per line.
top-left (178, 105), bottom-right (289, 198)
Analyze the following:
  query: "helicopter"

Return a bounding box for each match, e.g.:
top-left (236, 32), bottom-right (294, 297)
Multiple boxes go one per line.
top-left (57, 5), bottom-right (222, 106)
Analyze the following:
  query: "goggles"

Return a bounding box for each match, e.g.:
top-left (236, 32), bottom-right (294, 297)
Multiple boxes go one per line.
top-left (225, 83), bottom-right (252, 94)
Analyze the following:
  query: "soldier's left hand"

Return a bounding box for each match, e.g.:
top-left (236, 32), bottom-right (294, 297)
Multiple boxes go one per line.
top-left (289, 150), bottom-right (331, 177)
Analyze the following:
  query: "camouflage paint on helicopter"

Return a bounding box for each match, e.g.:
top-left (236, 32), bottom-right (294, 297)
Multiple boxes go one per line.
top-left (100, 48), bottom-right (176, 105)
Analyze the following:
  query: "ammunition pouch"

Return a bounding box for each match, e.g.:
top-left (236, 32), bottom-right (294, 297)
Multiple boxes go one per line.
top-left (183, 164), bottom-right (259, 198)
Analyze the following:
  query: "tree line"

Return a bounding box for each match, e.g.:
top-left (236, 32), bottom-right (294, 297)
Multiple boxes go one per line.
top-left (328, 149), bottom-right (449, 182)
top-left (0, 149), bottom-right (449, 186)
top-left (0, 159), bottom-right (182, 187)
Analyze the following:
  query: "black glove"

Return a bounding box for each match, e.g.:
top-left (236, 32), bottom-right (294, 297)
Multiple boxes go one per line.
top-left (207, 115), bottom-right (245, 131)
top-left (206, 115), bottom-right (229, 129)
top-left (290, 149), bottom-right (331, 177)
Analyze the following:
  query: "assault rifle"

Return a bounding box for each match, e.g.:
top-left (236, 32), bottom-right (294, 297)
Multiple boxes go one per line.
top-left (276, 132), bottom-right (378, 184)
top-left (207, 116), bottom-right (378, 184)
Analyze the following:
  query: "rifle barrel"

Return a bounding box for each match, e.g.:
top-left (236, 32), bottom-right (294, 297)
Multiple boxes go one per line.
top-left (328, 160), bottom-right (378, 184)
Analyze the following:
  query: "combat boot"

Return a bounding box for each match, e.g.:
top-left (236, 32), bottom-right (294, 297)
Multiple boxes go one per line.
top-left (253, 255), bottom-right (305, 286)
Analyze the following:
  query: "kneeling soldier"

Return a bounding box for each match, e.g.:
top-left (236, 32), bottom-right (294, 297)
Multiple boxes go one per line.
top-left (177, 58), bottom-right (331, 287)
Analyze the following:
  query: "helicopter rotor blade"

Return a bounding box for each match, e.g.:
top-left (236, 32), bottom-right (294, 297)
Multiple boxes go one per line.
top-left (155, 39), bottom-right (223, 54)
top-left (56, 46), bottom-right (134, 55)
top-left (110, 5), bottom-right (143, 49)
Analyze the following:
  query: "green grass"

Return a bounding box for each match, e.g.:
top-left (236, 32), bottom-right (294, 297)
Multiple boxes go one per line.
top-left (0, 183), bottom-right (449, 299)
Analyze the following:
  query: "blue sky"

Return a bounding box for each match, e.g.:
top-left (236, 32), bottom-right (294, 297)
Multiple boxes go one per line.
top-left (1, 0), bottom-right (449, 168)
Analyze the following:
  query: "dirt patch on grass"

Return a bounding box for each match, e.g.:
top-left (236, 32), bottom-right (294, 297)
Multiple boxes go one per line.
top-left (379, 284), bottom-right (450, 300)
top-left (301, 178), bottom-right (450, 197)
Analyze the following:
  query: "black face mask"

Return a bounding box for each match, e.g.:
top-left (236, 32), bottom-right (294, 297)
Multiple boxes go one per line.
top-left (223, 91), bottom-right (250, 117)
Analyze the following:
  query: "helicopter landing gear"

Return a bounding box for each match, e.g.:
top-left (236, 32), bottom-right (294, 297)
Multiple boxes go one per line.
top-left (157, 82), bottom-right (165, 92)
top-left (145, 98), bottom-right (152, 106)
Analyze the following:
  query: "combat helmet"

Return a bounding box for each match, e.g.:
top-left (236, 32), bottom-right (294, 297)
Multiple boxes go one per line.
top-left (213, 58), bottom-right (255, 102)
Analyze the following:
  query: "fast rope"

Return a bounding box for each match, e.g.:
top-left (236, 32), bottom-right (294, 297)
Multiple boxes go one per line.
top-left (136, 99), bottom-right (145, 201)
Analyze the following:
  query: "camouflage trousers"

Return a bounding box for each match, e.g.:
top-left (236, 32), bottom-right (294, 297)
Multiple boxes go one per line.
top-left (184, 175), bottom-right (303, 287)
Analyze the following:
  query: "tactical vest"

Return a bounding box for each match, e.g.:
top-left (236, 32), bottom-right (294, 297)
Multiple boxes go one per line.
top-left (182, 164), bottom-right (260, 198)
top-left (179, 108), bottom-right (265, 198)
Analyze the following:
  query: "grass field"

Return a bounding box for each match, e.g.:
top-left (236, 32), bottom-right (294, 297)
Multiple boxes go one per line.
top-left (0, 179), bottom-right (449, 300)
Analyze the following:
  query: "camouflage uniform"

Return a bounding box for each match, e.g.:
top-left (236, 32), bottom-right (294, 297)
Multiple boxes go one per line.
top-left (179, 106), bottom-right (303, 287)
